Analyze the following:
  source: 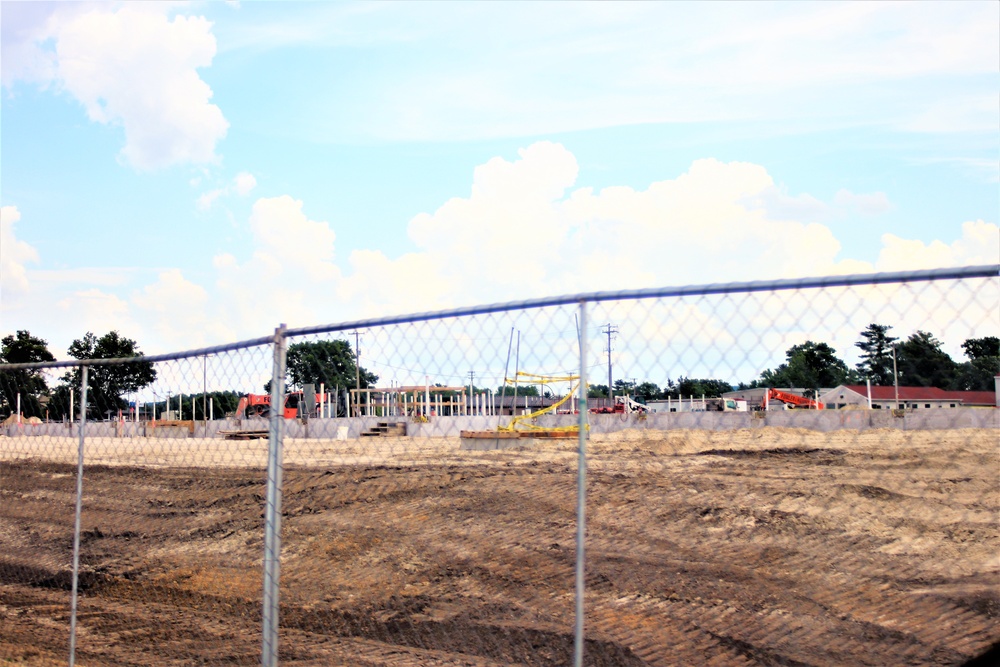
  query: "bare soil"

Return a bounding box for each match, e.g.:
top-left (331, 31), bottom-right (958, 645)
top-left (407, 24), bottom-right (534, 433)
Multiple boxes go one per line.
top-left (1, 427), bottom-right (997, 666)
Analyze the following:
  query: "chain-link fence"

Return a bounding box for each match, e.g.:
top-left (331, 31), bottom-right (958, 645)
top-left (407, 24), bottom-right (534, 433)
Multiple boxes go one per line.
top-left (1, 265), bottom-right (997, 666)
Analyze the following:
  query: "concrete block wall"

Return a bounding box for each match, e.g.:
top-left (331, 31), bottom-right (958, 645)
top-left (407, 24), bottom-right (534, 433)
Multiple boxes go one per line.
top-left (3, 407), bottom-right (996, 439)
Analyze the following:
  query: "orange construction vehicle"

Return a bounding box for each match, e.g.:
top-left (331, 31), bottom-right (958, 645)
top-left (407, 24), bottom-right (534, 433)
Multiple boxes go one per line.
top-left (235, 394), bottom-right (294, 419)
top-left (235, 391), bottom-right (333, 419)
top-left (589, 395), bottom-right (649, 414)
top-left (765, 388), bottom-right (824, 410)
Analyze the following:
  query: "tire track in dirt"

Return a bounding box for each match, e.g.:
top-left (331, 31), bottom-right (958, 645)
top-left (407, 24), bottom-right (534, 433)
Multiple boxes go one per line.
top-left (2, 429), bottom-right (997, 665)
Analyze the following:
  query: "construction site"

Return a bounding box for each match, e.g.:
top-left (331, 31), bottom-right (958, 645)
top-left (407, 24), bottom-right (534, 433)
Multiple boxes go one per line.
top-left (1, 425), bottom-right (997, 666)
top-left (2, 265), bottom-right (998, 666)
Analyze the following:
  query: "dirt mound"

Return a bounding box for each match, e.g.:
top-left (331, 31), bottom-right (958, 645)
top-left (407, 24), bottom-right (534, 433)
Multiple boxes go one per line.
top-left (1, 414), bottom-right (42, 426)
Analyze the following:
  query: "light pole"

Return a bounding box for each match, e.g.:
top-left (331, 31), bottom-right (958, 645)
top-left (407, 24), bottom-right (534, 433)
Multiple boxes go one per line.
top-left (892, 344), bottom-right (899, 410)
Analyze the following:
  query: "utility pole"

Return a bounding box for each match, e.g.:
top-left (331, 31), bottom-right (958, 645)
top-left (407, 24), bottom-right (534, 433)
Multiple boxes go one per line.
top-left (892, 344), bottom-right (899, 410)
top-left (602, 324), bottom-right (618, 404)
top-left (202, 356), bottom-right (208, 430)
top-left (348, 331), bottom-right (363, 416)
top-left (468, 370), bottom-right (475, 416)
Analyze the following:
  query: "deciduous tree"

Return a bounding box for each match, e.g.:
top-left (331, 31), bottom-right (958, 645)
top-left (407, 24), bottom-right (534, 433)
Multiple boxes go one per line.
top-left (761, 341), bottom-right (852, 392)
top-left (952, 336), bottom-right (1000, 391)
top-left (633, 381), bottom-right (662, 402)
top-left (665, 377), bottom-right (734, 398)
top-left (282, 339), bottom-right (377, 392)
top-left (0, 330), bottom-right (56, 418)
top-left (63, 331), bottom-right (157, 418)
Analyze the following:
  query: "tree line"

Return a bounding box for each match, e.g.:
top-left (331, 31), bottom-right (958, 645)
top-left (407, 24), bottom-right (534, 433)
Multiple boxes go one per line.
top-left (526, 325), bottom-right (997, 402)
top-left (744, 325), bottom-right (998, 397)
top-left (0, 330), bottom-right (159, 420)
top-left (2, 325), bottom-right (997, 419)
top-left (0, 331), bottom-right (376, 421)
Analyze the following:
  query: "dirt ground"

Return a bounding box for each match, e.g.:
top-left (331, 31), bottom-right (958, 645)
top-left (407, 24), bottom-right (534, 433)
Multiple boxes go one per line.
top-left (1, 427), bottom-right (997, 666)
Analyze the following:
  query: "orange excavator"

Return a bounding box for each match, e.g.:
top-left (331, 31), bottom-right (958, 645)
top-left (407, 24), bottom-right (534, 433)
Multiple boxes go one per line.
top-left (766, 388), bottom-right (824, 410)
top-left (235, 392), bottom-right (333, 419)
top-left (235, 394), bottom-right (296, 419)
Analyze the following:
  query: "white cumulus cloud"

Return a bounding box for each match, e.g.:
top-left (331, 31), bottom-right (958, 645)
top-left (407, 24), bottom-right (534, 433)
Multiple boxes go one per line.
top-left (4, 4), bottom-right (228, 170)
top-left (233, 172), bottom-right (257, 196)
top-left (4, 145), bottom-right (994, 357)
top-left (877, 220), bottom-right (1000, 271)
top-left (196, 171), bottom-right (258, 209)
top-left (833, 189), bottom-right (894, 216)
top-left (132, 269), bottom-right (232, 350)
top-left (389, 146), bottom-right (866, 306)
top-left (55, 288), bottom-right (137, 340)
top-left (210, 196), bottom-right (343, 335)
top-left (0, 205), bottom-right (39, 297)
top-left (247, 195), bottom-right (337, 277)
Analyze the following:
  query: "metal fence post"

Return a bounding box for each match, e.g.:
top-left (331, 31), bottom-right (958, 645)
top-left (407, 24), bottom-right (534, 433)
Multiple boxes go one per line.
top-left (68, 364), bottom-right (88, 667)
top-left (574, 300), bottom-right (588, 667)
top-left (262, 325), bottom-right (288, 667)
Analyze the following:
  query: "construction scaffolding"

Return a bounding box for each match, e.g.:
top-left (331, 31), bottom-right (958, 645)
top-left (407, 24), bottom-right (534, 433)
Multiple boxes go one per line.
top-left (349, 385), bottom-right (467, 418)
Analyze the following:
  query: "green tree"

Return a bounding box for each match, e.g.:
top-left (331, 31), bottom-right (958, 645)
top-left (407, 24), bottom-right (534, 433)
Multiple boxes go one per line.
top-left (587, 383), bottom-right (609, 398)
top-left (281, 339), bottom-right (377, 392)
top-left (666, 377), bottom-right (734, 398)
top-left (168, 391), bottom-right (243, 420)
top-left (613, 379), bottom-right (637, 397)
top-left (952, 336), bottom-right (1000, 391)
top-left (0, 330), bottom-right (56, 418)
top-left (64, 331), bottom-right (157, 418)
top-left (736, 379), bottom-right (764, 390)
top-left (855, 324), bottom-right (899, 385)
top-left (47, 385), bottom-right (73, 421)
top-left (961, 337), bottom-right (1000, 361)
top-left (895, 331), bottom-right (956, 388)
top-left (761, 341), bottom-right (851, 392)
top-left (498, 384), bottom-right (540, 397)
top-left (633, 381), bottom-right (662, 402)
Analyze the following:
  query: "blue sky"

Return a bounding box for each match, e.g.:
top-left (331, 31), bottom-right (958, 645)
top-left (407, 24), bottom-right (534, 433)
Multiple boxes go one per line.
top-left (1, 1), bottom-right (998, 360)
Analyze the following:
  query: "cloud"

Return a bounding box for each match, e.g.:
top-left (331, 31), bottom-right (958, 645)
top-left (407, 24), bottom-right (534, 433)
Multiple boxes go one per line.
top-left (400, 141), bottom-right (579, 288)
top-left (132, 269), bottom-right (232, 350)
top-left (30, 267), bottom-right (134, 287)
top-left (233, 172), bottom-right (257, 196)
top-left (833, 189), bottom-right (894, 216)
top-left (196, 188), bottom-right (226, 211)
top-left (876, 220), bottom-right (1000, 271)
top-left (247, 195), bottom-right (337, 276)
top-left (0, 205), bottom-right (39, 297)
top-left (244, 2), bottom-right (998, 142)
top-left (196, 171), bottom-right (258, 209)
top-left (210, 196), bottom-right (343, 335)
top-left (336, 145), bottom-right (984, 319)
top-left (4, 4), bottom-right (227, 170)
top-left (907, 157), bottom-right (1000, 184)
top-left (4, 146), bottom-right (994, 359)
top-left (0, 2), bottom-right (70, 87)
top-left (394, 148), bottom-right (862, 301)
top-left (55, 288), bottom-right (137, 340)
top-left (899, 93), bottom-right (1000, 134)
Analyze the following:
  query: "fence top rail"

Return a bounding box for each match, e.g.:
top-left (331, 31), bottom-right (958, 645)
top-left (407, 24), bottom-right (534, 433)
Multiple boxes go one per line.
top-left (286, 263), bottom-right (999, 337)
top-left (1, 264), bottom-right (996, 372)
top-left (0, 334), bottom-right (277, 372)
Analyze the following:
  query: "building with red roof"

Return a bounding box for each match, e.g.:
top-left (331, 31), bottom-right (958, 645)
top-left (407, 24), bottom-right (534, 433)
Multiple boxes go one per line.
top-left (819, 384), bottom-right (998, 410)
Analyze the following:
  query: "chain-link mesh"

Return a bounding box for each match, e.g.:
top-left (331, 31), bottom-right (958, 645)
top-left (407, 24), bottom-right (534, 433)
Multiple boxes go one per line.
top-left (1, 342), bottom-right (275, 666)
top-left (1, 266), bottom-right (997, 666)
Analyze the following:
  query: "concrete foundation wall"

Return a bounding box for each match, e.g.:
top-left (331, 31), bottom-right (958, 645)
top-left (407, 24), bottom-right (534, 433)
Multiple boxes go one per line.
top-left (4, 408), bottom-right (996, 439)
